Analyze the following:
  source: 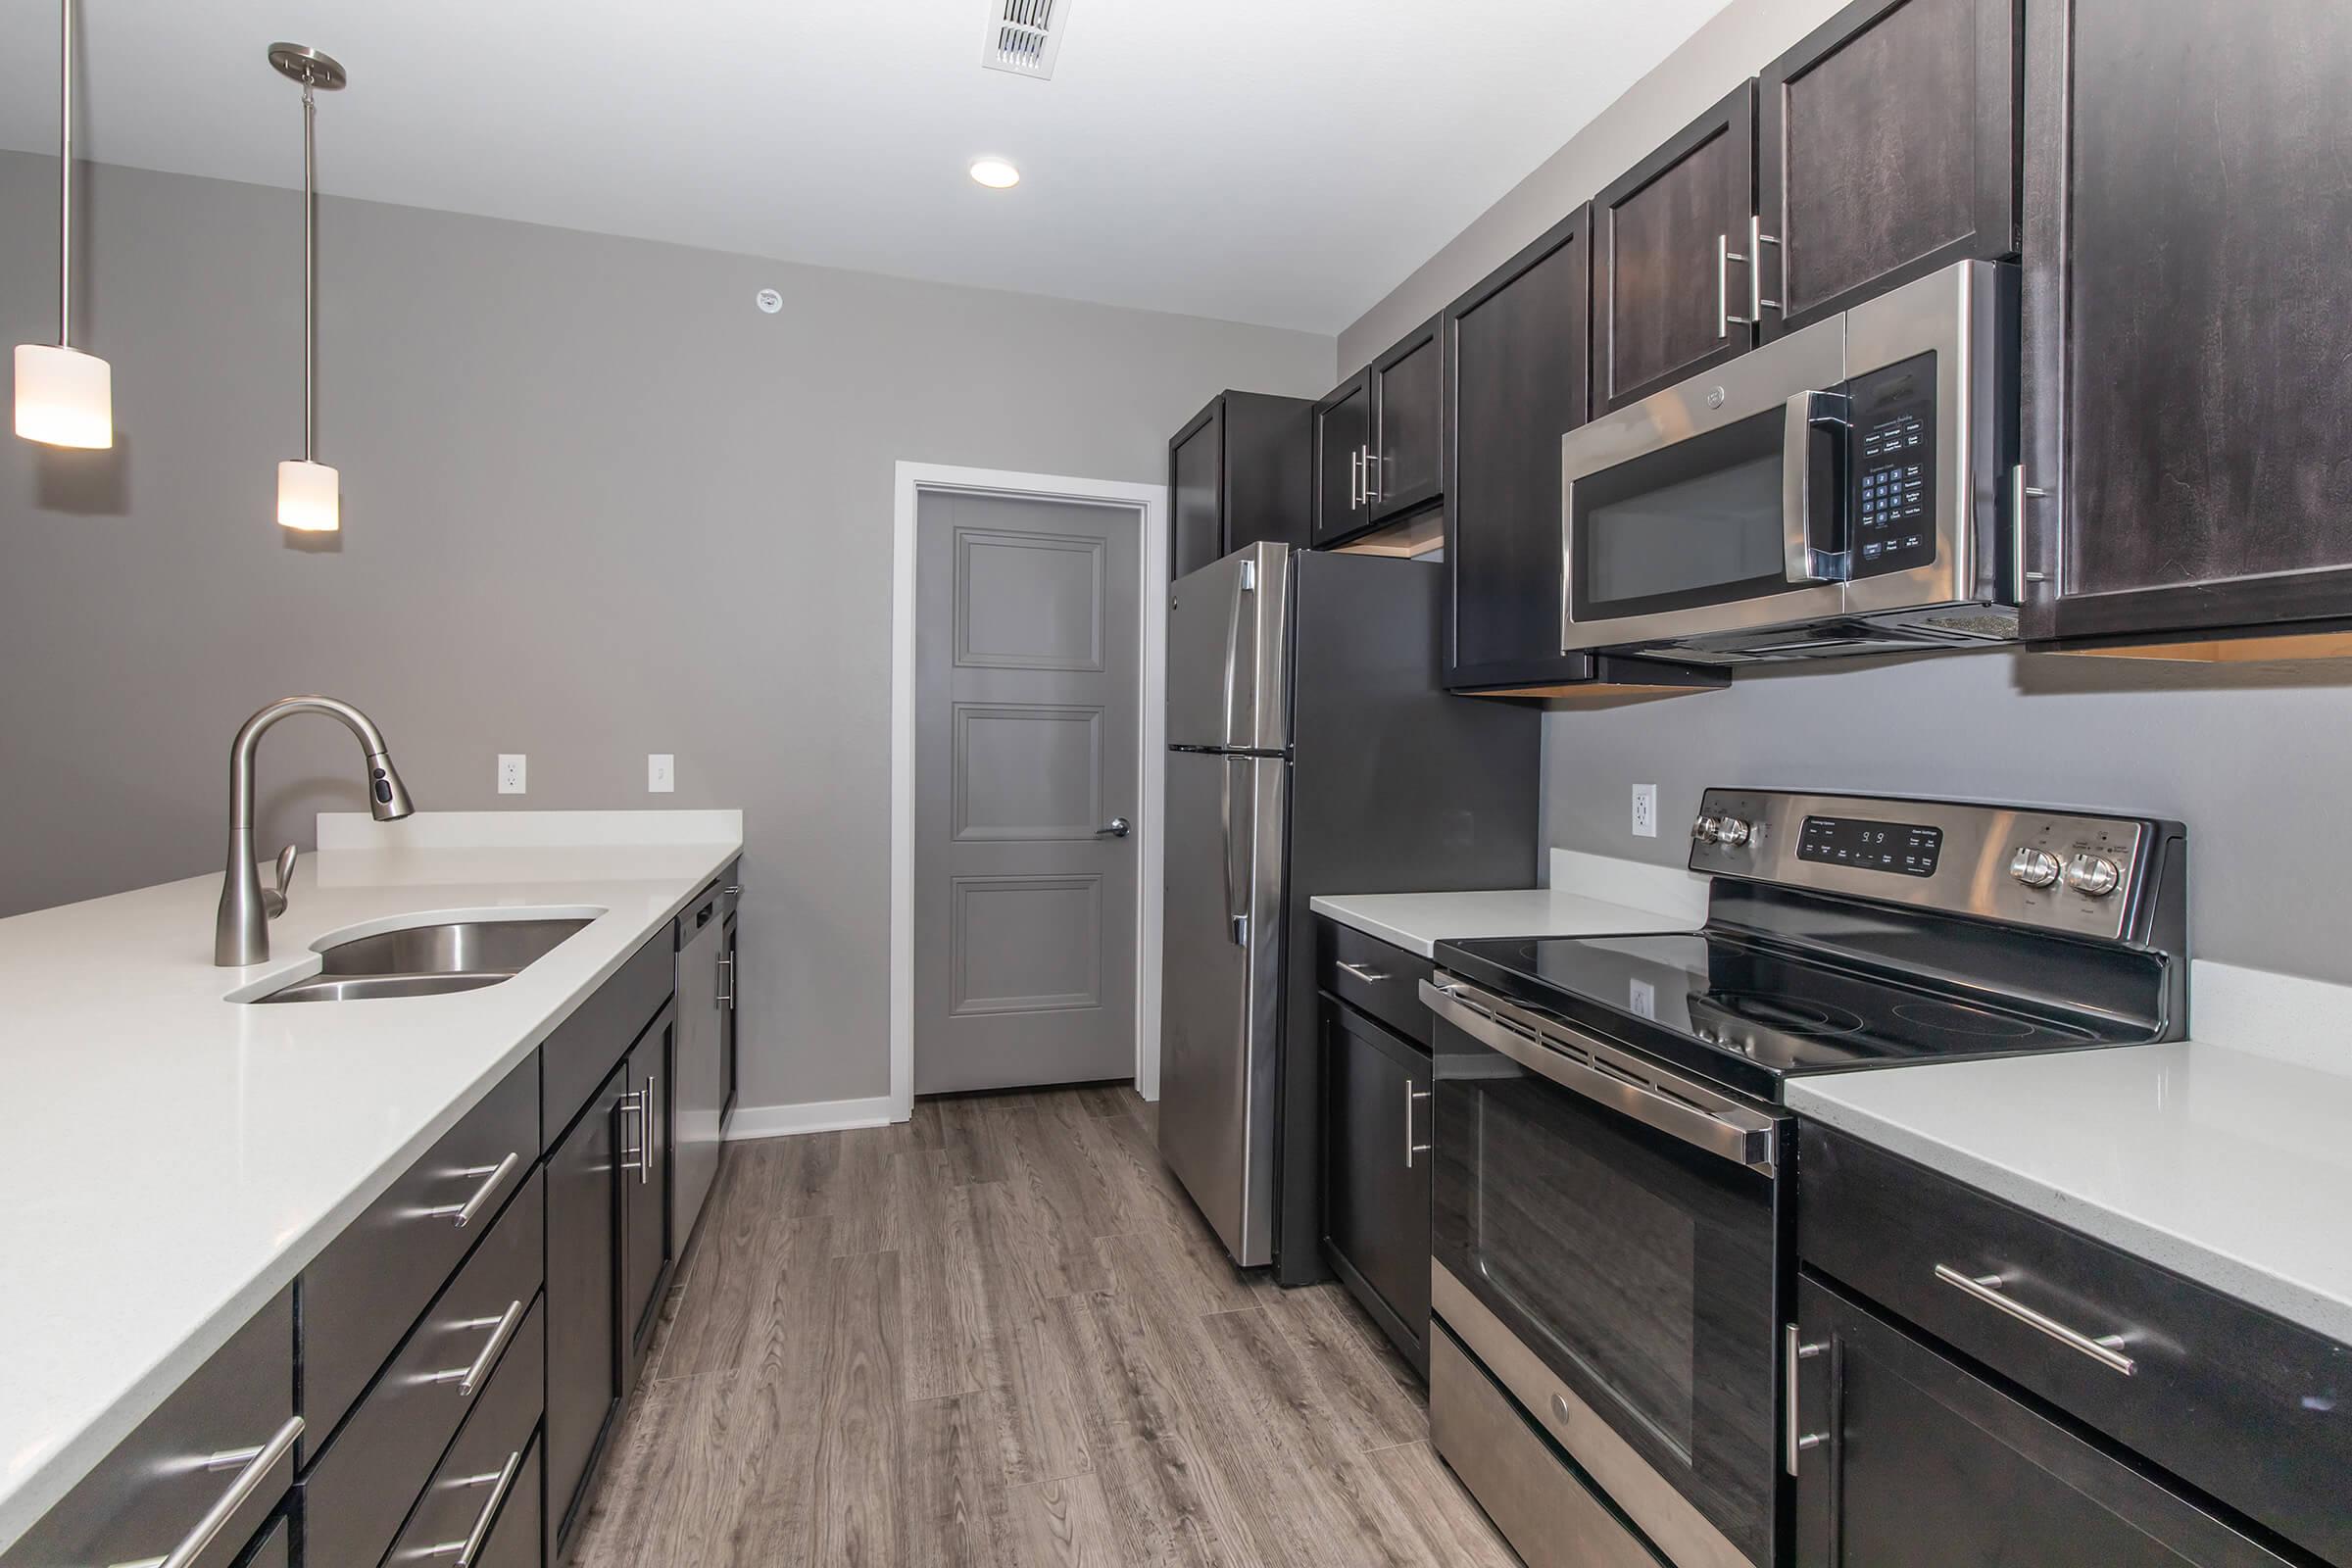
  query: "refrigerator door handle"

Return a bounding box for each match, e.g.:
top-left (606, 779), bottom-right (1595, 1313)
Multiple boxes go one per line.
top-left (1223, 755), bottom-right (1250, 946)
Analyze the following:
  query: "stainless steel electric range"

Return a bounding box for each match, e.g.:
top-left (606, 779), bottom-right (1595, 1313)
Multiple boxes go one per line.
top-left (1420, 789), bottom-right (2188, 1568)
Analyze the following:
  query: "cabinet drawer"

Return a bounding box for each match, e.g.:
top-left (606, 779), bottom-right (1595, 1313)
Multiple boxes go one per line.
top-left (304, 1168), bottom-right (544, 1568)
top-left (0, 1290), bottom-right (295, 1568)
top-left (302, 1054), bottom-right (538, 1453)
top-left (379, 1310), bottom-right (545, 1568)
top-left (1316, 918), bottom-right (1435, 1048)
top-left (541, 927), bottom-right (673, 1145)
top-left (1799, 1122), bottom-right (2352, 1565)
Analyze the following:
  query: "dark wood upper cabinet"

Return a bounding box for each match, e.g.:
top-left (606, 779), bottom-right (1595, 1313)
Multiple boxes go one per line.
top-left (1759, 0), bottom-right (2018, 339)
top-left (1593, 81), bottom-right (1760, 414)
top-left (1368, 314), bottom-right (1444, 522)
top-left (1167, 391), bottom-right (1311, 581)
top-left (1311, 370), bottom-right (1374, 546)
top-left (1443, 206), bottom-right (1596, 689)
top-left (2022, 0), bottom-right (2352, 643)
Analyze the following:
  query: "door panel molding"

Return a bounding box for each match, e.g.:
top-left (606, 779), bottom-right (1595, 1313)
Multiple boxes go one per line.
top-left (953, 526), bottom-right (1108, 671)
top-left (892, 463), bottom-right (1167, 1121)
top-left (951, 702), bottom-right (1104, 841)
top-left (949, 873), bottom-right (1104, 1015)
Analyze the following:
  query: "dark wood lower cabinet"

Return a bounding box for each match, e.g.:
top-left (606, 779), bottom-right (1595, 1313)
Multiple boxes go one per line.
top-left (544, 1058), bottom-right (628, 1555)
top-left (621, 1011), bottom-right (674, 1386)
top-left (1792, 1276), bottom-right (2295, 1567)
top-left (1319, 994), bottom-right (1432, 1373)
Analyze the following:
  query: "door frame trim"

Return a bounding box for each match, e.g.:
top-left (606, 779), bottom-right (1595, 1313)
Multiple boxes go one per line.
top-left (890, 462), bottom-right (1169, 1121)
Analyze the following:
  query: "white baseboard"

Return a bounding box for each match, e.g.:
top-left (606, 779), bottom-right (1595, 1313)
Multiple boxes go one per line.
top-left (723, 1095), bottom-right (897, 1141)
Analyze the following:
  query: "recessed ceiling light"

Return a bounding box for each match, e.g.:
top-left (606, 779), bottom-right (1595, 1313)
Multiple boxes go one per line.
top-left (969, 158), bottom-right (1021, 189)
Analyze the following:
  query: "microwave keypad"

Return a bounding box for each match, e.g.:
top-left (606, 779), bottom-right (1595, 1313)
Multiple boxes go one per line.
top-left (1856, 416), bottom-right (1933, 574)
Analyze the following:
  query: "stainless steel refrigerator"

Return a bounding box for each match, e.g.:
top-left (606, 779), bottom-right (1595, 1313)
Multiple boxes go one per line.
top-left (1159, 542), bottom-right (1538, 1275)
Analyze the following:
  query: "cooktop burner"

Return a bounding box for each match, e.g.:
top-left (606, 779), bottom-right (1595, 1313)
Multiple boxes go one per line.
top-left (1433, 926), bottom-right (2162, 1102)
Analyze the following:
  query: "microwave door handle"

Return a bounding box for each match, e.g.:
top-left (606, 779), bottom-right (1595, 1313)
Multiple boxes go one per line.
top-left (1783, 390), bottom-right (1851, 583)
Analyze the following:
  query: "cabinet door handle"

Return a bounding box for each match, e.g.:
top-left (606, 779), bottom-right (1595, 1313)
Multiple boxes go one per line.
top-left (1720, 230), bottom-right (1757, 332)
top-left (1335, 960), bottom-right (1390, 984)
top-left (430, 1298), bottom-right (526, 1397)
top-left (1348, 447), bottom-right (1363, 509)
top-left (1934, 1264), bottom-right (2136, 1375)
top-left (107, 1415), bottom-right (304, 1568)
top-left (428, 1447), bottom-right (525, 1567)
top-left (717, 954), bottom-right (734, 1006)
top-left (1362, 447), bottom-right (1380, 504)
top-left (1750, 216), bottom-right (1781, 317)
top-left (1403, 1084), bottom-right (1433, 1168)
top-left (619, 1089), bottom-right (646, 1175)
top-left (642, 1074), bottom-right (658, 1186)
top-left (1784, 1321), bottom-right (1827, 1475)
top-left (423, 1151), bottom-right (521, 1229)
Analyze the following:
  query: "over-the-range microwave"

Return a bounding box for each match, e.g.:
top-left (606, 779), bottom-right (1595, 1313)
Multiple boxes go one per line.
top-left (1561, 259), bottom-right (2019, 663)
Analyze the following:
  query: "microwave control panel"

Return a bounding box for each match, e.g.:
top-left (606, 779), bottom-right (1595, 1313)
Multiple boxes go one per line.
top-left (1849, 352), bottom-right (1936, 577)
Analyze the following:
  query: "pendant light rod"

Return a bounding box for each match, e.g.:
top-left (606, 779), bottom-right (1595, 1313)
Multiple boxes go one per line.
top-left (57, 0), bottom-right (73, 348)
top-left (302, 79), bottom-right (315, 460)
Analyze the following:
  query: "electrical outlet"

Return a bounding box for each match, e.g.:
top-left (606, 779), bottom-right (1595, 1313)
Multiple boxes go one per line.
top-left (498, 754), bottom-right (526, 795)
top-left (1632, 783), bottom-right (1657, 838)
top-left (648, 754), bottom-right (675, 794)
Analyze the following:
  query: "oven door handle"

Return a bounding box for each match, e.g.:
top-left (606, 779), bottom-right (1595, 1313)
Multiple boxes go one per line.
top-left (1783, 389), bottom-right (1852, 585)
top-left (1420, 977), bottom-right (1781, 1174)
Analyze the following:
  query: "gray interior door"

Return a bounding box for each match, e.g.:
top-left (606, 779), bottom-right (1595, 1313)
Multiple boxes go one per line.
top-left (915, 489), bottom-right (1141, 1094)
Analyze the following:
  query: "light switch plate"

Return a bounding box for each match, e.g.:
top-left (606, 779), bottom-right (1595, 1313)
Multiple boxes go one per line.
top-left (1632, 783), bottom-right (1657, 838)
top-left (648, 754), bottom-right (675, 793)
top-left (498, 754), bottom-right (526, 795)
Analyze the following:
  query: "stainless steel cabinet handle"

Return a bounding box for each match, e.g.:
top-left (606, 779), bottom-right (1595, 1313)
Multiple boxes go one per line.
top-left (1750, 216), bottom-right (1781, 318)
top-left (1934, 1264), bottom-right (2136, 1375)
top-left (642, 1075), bottom-right (658, 1186)
top-left (423, 1151), bottom-right (521, 1229)
top-left (1784, 1322), bottom-right (1827, 1475)
top-left (619, 1089), bottom-right (646, 1174)
top-left (723, 884), bottom-right (742, 896)
top-left (1362, 448), bottom-right (1380, 504)
top-left (1349, 447), bottom-right (1363, 509)
top-left (106, 1415), bottom-right (303, 1568)
top-left (1335, 960), bottom-right (1389, 984)
top-left (717, 954), bottom-right (734, 1006)
top-left (1404, 1083), bottom-right (1432, 1168)
top-left (428, 1447), bottom-right (524, 1566)
top-left (1720, 228), bottom-right (1757, 331)
top-left (430, 1298), bottom-right (526, 1396)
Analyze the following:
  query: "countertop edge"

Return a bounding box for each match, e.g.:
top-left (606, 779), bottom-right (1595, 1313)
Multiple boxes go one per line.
top-left (1785, 1077), bottom-right (2352, 1348)
top-left (1307, 888), bottom-right (1703, 959)
top-left (0, 834), bottom-right (739, 1552)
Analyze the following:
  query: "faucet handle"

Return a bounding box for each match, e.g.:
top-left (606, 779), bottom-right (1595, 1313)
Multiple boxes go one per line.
top-left (264, 843), bottom-right (298, 919)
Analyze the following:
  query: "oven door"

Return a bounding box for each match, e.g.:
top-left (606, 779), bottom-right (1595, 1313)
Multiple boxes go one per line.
top-left (1424, 976), bottom-right (1788, 1568)
top-left (1563, 314), bottom-right (1850, 652)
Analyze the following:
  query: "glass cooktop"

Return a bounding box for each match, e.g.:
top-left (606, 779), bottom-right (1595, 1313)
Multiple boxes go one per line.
top-left (1434, 929), bottom-right (2164, 1102)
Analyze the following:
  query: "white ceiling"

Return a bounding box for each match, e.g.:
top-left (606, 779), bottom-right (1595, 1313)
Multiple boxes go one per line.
top-left (0, 0), bottom-right (1733, 335)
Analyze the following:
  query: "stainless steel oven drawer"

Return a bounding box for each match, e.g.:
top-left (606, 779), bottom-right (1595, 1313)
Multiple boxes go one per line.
top-left (377, 1306), bottom-right (545, 1568)
top-left (0, 1290), bottom-right (296, 1568)
top-left (303, 1167), bottom-right (543, 1568)
top-left (1431, 1323), bottom-right (1664, 1568)
top-left (300, 1053), bottom-right (539, 1455)
top-left (1317, 918), bottom-right (1435, 1047)
top-left (1800, 1121), bottom-right (2352, 1567)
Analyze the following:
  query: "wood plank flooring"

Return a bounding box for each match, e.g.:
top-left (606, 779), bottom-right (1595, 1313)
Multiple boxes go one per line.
top-left (570, 1085), bottom-right (1520, 1568)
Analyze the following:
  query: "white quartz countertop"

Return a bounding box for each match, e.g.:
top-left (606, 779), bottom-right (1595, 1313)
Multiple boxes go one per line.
top-left (0, 811), bottom-right (742, 1551)
top-left (1309, 849), bottom-right (1710, 957)
top-left (1788, 982), bottom-right (2352, 1348)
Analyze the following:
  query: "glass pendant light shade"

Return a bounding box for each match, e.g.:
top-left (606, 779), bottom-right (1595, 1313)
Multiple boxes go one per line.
top-left (277, 459), bottom-right (340, 532)
top-left (14, 343), bottom-right (114, 449)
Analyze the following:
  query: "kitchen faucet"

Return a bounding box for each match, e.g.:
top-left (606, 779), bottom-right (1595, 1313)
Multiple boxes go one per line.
top-left (215, 696), bottom-right (415, 965)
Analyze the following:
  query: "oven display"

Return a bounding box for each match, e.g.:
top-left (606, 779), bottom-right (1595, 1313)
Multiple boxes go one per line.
top-left (1797, 815), bottom-right (1941, 877)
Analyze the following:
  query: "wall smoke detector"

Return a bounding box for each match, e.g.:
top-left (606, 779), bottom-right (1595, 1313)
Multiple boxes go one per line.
top-left (982, 0), bottom-right (1072, 79)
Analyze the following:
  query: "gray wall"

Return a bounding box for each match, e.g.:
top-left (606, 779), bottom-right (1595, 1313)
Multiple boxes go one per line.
top-left (1339, 0), bottom-right (2352, 988)
top-left (0, 151), bottom-right (1335, 1108)
top-left (1339, 0), bottom-right (1844, 369)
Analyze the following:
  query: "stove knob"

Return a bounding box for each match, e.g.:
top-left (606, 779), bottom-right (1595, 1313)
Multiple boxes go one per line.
top-left (2064, 854), bottom-right (2123, 898)
top-left (1691, 812), bottom-right (1721, 844)
top-left (2008, 847), bottom-right (2062, 889)
top-left (1712, 814), bottom-right (1753, 848)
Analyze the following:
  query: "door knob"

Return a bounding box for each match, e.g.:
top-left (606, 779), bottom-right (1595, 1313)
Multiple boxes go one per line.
top-left (1097, 816), bottom-right (1132, 838)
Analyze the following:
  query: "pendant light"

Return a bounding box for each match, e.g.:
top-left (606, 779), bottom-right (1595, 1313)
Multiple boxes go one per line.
top-left (14, 0), bottom-right (114, 449)
top-left (269, 43), bottom-right (346, 532)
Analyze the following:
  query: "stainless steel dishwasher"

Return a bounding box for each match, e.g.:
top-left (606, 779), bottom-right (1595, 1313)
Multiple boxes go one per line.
top-left (670, 882), bottom-right (726, 1247)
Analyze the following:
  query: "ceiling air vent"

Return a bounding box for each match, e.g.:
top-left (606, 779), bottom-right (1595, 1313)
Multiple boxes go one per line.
top-left (982, 0), bottom-right (1072, 79)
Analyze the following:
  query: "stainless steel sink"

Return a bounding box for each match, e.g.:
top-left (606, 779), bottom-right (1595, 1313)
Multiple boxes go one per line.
top-left (251, 917), bottom-right (592, 1004)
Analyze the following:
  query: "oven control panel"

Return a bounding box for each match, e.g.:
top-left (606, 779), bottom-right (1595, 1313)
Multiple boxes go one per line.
top-left (1689, 789), bottom-right (2183, 945)
top-left (1847, 353), bottom-right (1937, 578)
